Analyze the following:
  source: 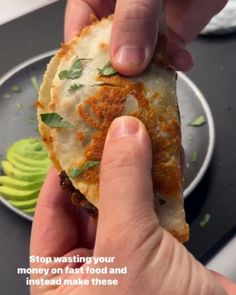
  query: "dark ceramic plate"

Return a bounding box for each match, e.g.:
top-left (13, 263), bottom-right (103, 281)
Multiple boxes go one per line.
top-left (0, 51), bottom-right (215, 221)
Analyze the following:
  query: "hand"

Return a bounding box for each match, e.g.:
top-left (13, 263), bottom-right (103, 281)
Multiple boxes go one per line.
top-left (30, 116), bottom-right (236, 295)
top-left (64, 0), bottom-right (228, 75)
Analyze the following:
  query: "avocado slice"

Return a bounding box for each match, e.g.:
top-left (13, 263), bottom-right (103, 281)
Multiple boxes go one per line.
top-left (0, 176), bottom-right (43, 190)
top-left (1, 161), bottom-right (47, 182)
top-left (7, 152), bottom-right (50, 167)
top-left (22, 207), bottom-right (35, 215)
top-left (7, 153), bottom-right (50, 173)
top-left (0, 137), bottom-right (51, 216)
top-left (9, 198), bottom-right (38, 209)
top-left (8, 138), bottom-right (48, 160)
top-left (0, 186), bottom-right (39, 201)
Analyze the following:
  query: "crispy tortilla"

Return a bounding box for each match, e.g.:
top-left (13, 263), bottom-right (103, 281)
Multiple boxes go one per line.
top-left (37, 15), bottom-right (189, 242)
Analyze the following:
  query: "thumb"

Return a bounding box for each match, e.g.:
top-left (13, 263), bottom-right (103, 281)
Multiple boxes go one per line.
top-left (95, 116), bottom-right (158, 246)
top-left (110, 0), bottom-right (162, 76)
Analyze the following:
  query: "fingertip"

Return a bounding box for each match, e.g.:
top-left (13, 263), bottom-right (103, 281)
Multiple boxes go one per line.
top-left (110, 0), bottom-right (161, 76)
top-left (170, 48), bottom-right (194, 71)
top-left (37, 166), bottom-right (71, 209)
top-left (106, 116), bottom-right (145, 140)
top-left (104, 116), bottom-right (152, 167)
top-left (40, 166), bottom-right (60, 194)
top-left (111, 46), bottom-right (152, 76)
top-left (64, 0), bottom-right (93, 43)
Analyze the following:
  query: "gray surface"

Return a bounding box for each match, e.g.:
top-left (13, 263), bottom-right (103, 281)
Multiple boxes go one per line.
top-left (0, 0), bottom-right (235, 294)
top-left (0, 2), bottom-right (65, 294)
top-left (207, 235), bottom-right (236, 282)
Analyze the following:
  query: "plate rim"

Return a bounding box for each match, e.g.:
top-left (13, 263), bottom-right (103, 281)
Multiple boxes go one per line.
top-left (0, 51), bottom-right (215, 221)
top-left (0, 196), bottom-right (33, 221)
top-left (178, 72), bottom-right (215, 197)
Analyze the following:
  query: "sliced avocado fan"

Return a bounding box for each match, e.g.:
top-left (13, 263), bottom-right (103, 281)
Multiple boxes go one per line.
top-left (0, 138), bottom-right (51, 215)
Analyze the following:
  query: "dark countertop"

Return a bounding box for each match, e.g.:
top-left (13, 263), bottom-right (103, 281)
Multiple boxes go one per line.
top-left (185, 34), bottom-right (236, 259)
top-left (0, 1), bottom-right (235, 294)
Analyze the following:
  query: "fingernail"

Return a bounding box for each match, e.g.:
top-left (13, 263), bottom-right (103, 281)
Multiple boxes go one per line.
top-left (114, 46), bottom-right (145, 66)
top-left (107, 116), bottom-right (140, 140)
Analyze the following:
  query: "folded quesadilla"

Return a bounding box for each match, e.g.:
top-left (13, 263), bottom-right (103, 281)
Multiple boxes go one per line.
top-left (37, 15), bottom-right (189, 242)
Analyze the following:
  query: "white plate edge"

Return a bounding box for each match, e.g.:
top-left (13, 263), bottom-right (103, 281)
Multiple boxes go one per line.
top-left (178, 72), bottom-right (215, 197)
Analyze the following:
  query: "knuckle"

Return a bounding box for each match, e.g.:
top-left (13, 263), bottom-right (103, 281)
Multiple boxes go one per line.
top-left (124, 1), bottom-right (154, 19)
top-left (101, 140), bottom-right (142, 177)
top-left (98, 214), bottom-right (161, 255)
top-left (115, 1), bottom-right (157, 32)
top-left (103, 151), bottom-right (135, 170)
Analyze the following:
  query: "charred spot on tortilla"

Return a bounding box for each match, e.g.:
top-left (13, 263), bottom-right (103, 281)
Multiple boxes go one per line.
top-left (37, 15), bottom-right (189, 242)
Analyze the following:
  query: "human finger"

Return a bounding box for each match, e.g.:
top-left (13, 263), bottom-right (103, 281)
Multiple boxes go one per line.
top-left (95, 116), bottom-right (159, 248)
top-left (110, 0), bottom-right (162, 76)
top-left (167, 29), bottom-right (193, 71)
top-left (165, 0), bottom-right (228, 43)
top-left (64, 0), bottom-right (116, 42)
top-left (30, 167), bottom-right (96, 258)
top-left (64, 0), bottom-right (94, 42)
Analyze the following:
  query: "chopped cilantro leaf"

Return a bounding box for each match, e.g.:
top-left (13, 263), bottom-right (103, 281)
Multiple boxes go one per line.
top-left (200, 214), bottom-right (211, 227)
top-left (3, 93), bottom-right (11, 99)
top-left (70, 161), bottom-right (100, 178)
top-left (59, 57), bottom-right (83, 80)
top-left (97, 61), bottom-right (117, 76)
top-left (69, 84), bottom-right (84, 93)
top-left (11, 85), bottom-right (21, 93)
top-left (192, 151), bottom-right (197, 163)
top-left (189, 115), bottom-right (206, 127)
top-left (31, 76), bottom-right (40, 93)
top-left (16, 103), bottom-right (23, 110)
top-left (40, 113), bottom-right (73, 128)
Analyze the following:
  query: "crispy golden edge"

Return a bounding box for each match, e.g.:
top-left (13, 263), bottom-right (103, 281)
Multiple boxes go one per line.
top-left (169, 223), bottom-right (190, 243)
top-left (37, 53), bottom-right (62, 170)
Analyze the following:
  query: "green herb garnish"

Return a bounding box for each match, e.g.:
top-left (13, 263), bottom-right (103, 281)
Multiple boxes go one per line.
top-left (59, 57), bottom-right (83, 80)
top-left (28, 115), bottom-right (35, 124)
top-left (3, 93), bottom-right (11, 99)
top-left (40, 113), bottom-right (73, 128)
top-left (70, 160), bottom-right (100, 178)
top-left (192, 151), bottom-right (197, 163)
top-left (200, 213), bottom-right (211, 227)
top-left (16, 103), bottom-right (23, 110)
top-left (97, 61), bottom-right (117, 76)
top-left (69, 84), bottom-right (84, 93)
top-left (11, 85), bottom-right (21, 93)
top-left (189, 115), bottom-right (206, 127)
top-left (31, 76), bottom-right (40, 93)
